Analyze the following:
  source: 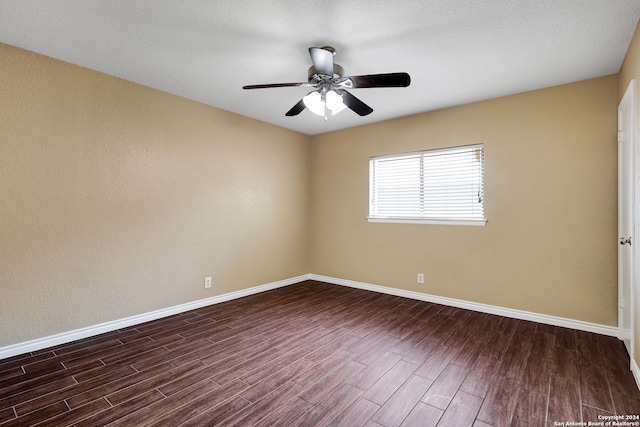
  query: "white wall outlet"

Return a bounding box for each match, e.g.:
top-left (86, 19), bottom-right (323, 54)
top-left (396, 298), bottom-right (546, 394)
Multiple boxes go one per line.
top-left (204, 277), bottom-right (212, 289)
top-left (417, 273), bottom-right (424, 284)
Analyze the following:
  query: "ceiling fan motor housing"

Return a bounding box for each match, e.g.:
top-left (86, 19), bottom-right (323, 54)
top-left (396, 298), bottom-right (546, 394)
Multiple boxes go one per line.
top-left (308, 63), bottom-right (344, 82)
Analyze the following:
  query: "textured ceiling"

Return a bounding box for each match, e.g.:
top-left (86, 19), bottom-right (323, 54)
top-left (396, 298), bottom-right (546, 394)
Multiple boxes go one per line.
top-left (1, 1), bottom-right (639, 135)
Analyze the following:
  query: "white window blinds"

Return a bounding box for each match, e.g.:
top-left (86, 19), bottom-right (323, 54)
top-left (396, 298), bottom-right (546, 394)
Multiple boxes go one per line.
top-left (369, 144), bottom-right (485, 225)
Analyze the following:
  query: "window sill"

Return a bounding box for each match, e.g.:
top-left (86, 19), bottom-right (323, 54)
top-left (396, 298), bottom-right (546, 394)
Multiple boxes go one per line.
top-left (367, 217), bottom-right (487, 226)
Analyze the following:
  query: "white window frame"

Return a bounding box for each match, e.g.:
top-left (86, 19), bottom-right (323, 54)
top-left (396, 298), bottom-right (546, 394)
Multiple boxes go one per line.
top-left (368, 144), bottom-right (487, 226)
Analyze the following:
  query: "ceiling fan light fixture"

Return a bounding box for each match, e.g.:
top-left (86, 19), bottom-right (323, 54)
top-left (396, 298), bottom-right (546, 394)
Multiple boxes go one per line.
top-left (303, 89), bottom-right (346, 117)
top-left (326, 90), bottom-right (346, 114)
top-left (303, 91), bottom-right (325, 116)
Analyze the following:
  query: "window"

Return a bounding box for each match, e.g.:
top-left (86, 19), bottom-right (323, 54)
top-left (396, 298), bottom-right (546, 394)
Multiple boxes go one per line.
top-left (368, 144), bottom-right (486, 225)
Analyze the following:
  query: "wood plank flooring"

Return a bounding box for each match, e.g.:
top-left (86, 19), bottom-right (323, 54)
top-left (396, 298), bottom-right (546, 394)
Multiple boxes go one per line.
top-left (1, 280), bottom-right (639, 426)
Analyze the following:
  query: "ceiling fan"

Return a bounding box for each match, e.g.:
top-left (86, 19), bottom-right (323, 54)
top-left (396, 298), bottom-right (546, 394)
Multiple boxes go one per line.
top-left (242, 46), bottom-right (411, 119)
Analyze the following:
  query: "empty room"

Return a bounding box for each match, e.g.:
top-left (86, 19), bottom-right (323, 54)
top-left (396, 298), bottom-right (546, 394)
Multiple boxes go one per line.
top-left (3, 1), bottom-right (640, 426)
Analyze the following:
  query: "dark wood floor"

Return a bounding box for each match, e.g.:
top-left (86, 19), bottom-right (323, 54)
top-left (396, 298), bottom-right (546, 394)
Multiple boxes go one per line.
top-left (1, 280), bottom-right (639, 426)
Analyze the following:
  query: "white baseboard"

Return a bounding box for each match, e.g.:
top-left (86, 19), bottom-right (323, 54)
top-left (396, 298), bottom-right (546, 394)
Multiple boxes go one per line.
top-left (1, 272), bottom-right (620, 361)
top-left (0, 275), bottom-right (310, 361)
top-left (309, 274), bottom-right (619, 337)
top-left (619, 328), bottom-right (632, 342)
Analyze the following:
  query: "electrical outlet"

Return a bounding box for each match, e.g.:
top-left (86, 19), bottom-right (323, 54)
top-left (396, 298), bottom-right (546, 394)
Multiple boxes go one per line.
top-left (417, 273), bottom-right (424, 284)
top-left (204, 277), bottom-right (212, 289)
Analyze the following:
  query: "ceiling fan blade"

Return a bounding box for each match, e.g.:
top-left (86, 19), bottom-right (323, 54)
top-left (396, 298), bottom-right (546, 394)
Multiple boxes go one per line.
top-left (243, 82), bottom-right (310, 89)
top-left (285, 99), bottom-right (306, 116)
top-left (344, 72), bottom-right (411, 88)
top-left (309, 47), bottom-right (334, 75)
top-left (340, 90), bottom-right (373, 116)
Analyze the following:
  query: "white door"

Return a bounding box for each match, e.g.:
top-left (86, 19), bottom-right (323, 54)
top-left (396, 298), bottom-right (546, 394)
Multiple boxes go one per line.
top-left (618, 80), bottom-right (635, 355)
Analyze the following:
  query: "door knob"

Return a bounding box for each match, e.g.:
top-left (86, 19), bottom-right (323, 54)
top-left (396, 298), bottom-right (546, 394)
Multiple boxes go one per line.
top-left (620, 237), bottom-right (632, 246)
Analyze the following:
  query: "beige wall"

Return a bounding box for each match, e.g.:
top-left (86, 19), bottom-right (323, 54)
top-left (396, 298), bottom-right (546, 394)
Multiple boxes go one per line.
top-left (309, 75), bottom-right (619, 326)
top-left (0, 43), bottom-right (310, 347)
top-left (1, 38), bottom-right (624, 350)
top-left (620, 21), bottom-right (640, 371)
